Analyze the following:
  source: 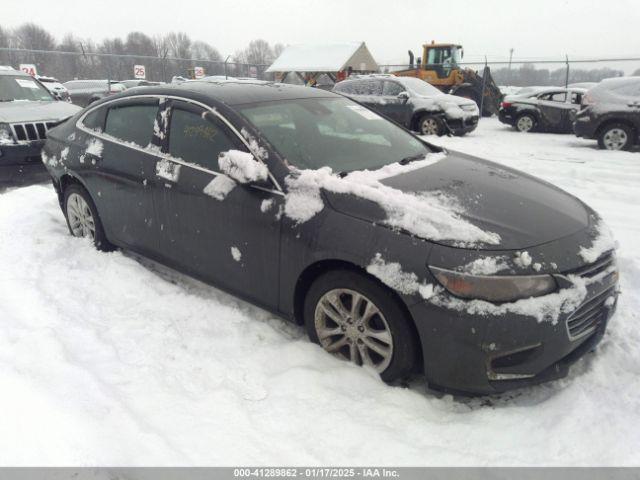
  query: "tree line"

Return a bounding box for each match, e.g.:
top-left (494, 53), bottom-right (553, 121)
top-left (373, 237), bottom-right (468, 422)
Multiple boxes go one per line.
top-left (0, 22), bottom-right (284, 82)
top-left (490, 63), bottom-right (626, 87)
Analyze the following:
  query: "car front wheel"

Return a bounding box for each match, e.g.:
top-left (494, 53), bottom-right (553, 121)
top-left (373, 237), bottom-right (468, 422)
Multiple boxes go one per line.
top-left (304, 270), bottom-right (418, 382)
top-left (598, 123), bottom-right (634, 150)
top-left (63, 184), bottom-right (114, 251)
top-left (418, 115), bottom-right (444, 136)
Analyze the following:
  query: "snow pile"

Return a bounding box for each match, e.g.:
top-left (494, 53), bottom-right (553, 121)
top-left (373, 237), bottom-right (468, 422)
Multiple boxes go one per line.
top-left (155, 158), bottom-right (181, 182)
top-left (218, 150), bottom-right (268, 184)
top-left (283, 160), bottom-right (501, 246)
top-left (86, 138), bottom-right (104, 158)
top-left (462, 256), bottom-right (510, 275)
top-left (367, 253), bottom-right (436, 300)
top-left (240, 128), bottom-right (269, 161)
top-left (203, 175), bottom-right (236, 201)
top-left (579, 221), bottom-right (617, 263)
top-left (514, 251), bottom-right (533, 268)
top-left (260, 199), bottom-right (274, 213)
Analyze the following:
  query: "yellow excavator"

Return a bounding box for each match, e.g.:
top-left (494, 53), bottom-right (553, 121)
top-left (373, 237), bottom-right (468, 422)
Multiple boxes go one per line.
top-left (393, 42), bottom-right (502, 116)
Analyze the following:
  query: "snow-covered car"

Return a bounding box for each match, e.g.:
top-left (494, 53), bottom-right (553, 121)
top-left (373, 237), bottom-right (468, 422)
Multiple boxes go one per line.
top-left (574, 76), bottom-right (640, 150)
top-left (41, 81), bottom-right (618, 395)
top-left (499, 87), bottom-right (587, 133)
top-left (36, 75), bottom-right (71, 102)
top-left (333, 74), bottom-right (479, 136)
top-left (0, 68), bottom-right (80, 184)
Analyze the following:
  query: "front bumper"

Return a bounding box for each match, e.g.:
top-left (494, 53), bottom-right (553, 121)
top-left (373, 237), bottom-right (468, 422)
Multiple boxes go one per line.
top-left (0, 141), bottom-right (48, 184)
top-left (408, 265), bottom-right (619, 396)
top-left (444, 115), bottom-right (479, 135)
top-left (573, 111), bottom-right (598, 139)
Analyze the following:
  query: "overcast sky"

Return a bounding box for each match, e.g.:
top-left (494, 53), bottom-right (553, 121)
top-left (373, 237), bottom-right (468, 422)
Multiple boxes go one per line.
top-left (3, 0), bottom-right (640, 70)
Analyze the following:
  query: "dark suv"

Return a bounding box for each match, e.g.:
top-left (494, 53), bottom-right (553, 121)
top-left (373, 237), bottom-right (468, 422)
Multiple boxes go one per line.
top-left (573, 77), bottom-right (640, 150)
top-left (333, 75), bottom-right (479, 136)
top-left (0, 67), bottom-right (80, 184)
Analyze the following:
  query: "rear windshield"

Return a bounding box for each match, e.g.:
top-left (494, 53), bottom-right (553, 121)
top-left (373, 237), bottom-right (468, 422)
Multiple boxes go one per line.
top-left (0, 75), bottom-right (54, 102)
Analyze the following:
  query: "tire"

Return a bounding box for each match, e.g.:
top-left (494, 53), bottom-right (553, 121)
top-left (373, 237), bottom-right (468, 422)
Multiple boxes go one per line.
top-left (304, 269), bottom-right (418, 382)
top-left (63, 183), bottom-right (115, 251)
top-left (515, 113), bottom-right (536, 132)
top-left (597, 123), bottom-right (634, 151)
top-left (418, 114), bottom-right (445, 136)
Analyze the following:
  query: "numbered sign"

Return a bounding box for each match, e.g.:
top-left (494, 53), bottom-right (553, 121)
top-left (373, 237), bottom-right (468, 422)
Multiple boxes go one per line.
top-left (194, 66), bottom-right (205, 79)
top-left (134, 65), bottom-right (146, 79)
top-left (19, 64), bottom-right (37, 76)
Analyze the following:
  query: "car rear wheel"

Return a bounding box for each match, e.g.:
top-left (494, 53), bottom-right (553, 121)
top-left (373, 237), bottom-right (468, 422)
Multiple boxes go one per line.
top-left (304, 269), bottom-right (418, 382)
top-left (515, 114), bottom-right (536, 132)
top-left (598, 124), bottom-right (633, 150)
top-left (63, 184), bottom-right (114, 251)
top-left (418, 115), bottom-right (444, 136)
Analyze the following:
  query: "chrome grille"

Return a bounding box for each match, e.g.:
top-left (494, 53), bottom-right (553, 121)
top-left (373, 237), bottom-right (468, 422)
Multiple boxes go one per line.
top-left (571, 251), bottom-right (615, 279)
top-left (566, 286), bottom-right (615, 340)
top-left (10, 121), bottom-right (57, 142)
top-left (565, 252), bottom-right (617, 341)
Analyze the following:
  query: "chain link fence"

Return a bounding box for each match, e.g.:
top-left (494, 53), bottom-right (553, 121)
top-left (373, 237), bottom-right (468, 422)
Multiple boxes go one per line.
top-left (0, 47), bottom-right (273, 84)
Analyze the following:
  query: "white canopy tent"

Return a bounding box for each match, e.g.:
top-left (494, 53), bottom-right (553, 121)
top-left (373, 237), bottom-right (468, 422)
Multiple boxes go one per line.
top-left (266, 42), bottom-right (378, 85)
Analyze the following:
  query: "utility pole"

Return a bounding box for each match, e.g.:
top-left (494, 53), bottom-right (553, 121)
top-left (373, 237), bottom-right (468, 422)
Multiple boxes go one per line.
top-left (508, 48), bottom-right (514, 84)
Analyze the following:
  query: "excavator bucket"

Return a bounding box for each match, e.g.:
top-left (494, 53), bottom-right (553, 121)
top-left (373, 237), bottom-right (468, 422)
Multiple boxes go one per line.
top-left (453, 66), bottom-right (503, 117)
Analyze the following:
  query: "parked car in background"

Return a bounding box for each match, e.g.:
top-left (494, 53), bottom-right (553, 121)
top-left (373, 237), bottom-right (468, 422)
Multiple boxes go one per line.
top-left (574, 77), bottom-right (640, 150)
top-left (36, 75), bottom-right (71, 102)
top-left (568, 82), bottom-right (598, 90)
top-left (64, 80), bottom-right (126, 107)
top-left (333, 74), bottom-right (479, 136)
top-left (119, 79), bottom-right (163, 89)
top-left (41, 81), bottom-right (617, 395)
top-left (0, 67), bottom-right (80, 184)
top-left (499, 87), bottom-right (587, 133)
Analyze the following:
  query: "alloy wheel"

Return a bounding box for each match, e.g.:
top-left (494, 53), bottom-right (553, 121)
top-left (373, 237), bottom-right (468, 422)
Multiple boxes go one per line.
top-left (314, 288), bottom-right (393, 372)
top-left (602, 128), bottom-right (628, 150)
top-left (517, 115), bottom-right (534, 132)
top-left (420, 117), bottom-right (440, 135)
top-left (66, 193), bottom-right (96, 239)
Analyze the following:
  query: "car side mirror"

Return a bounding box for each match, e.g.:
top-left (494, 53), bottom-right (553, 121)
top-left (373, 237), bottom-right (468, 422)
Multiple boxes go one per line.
top-left (398, 91), bottom-right (409, 102)
top-left (218, 150), bottom-right (269, 185)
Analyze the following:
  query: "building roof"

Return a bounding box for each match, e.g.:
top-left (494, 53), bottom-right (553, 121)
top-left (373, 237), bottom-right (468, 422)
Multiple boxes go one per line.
top-left (266, 42), bottom-right (378, 73)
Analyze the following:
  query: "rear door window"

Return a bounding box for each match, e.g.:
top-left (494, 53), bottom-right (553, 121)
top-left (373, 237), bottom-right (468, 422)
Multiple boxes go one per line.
top-left (382, 81), bottom-right (405, 96)
top-left (105, 101), bottom-right (159, 147)
top-left (168, 104), bottom-right (245, 171)
top-left (539, 92), bottom-right (567, 102)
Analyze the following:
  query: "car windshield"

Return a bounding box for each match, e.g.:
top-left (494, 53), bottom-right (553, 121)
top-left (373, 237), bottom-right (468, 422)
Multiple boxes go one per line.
top-left (398, 77), bottom-right (444, 97)
top-left (0, 75), bottom-right (54, 102)
top-left (238, 97), bottom-right (431, 173)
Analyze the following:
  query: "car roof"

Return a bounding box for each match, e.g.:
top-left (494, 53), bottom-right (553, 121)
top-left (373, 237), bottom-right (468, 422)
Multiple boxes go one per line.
top-left (122, 81), bottom-right (338, 106)
top-left (0, 68), bottom-right (29, 77)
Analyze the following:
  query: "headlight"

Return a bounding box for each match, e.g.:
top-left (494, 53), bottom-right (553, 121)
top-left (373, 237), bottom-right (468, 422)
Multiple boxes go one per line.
top-left (0, 123), bottom-right (15, 145)
top-left (461, 104), bottom-right (478, 112)
top-left (429, 266), bottom-right (557, 302)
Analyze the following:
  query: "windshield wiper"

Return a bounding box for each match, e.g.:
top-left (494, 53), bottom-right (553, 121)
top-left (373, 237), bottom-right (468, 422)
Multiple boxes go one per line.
top-left (398, 153), bottom-right (425, 165)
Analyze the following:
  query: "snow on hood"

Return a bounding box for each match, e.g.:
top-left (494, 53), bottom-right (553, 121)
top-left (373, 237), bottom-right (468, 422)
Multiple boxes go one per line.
top-left (0, 100), bottom-right (80, 123)
top-left (412, 93), bottom-right (479, 120)
top-left (283, 153), bottom-right (502, 247)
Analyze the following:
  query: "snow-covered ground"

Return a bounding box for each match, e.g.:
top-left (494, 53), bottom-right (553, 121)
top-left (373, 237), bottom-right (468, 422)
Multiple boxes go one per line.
top-left (0, 118), bottom-right (639, 465)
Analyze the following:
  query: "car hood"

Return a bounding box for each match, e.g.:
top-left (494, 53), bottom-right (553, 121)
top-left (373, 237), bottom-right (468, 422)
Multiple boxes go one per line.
top-left (0, 101), bottom-right (80, 123)
top-left (324, 150), bottom-right (591, 251)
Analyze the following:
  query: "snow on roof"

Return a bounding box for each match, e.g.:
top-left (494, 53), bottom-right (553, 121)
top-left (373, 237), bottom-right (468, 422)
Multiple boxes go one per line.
top-left (266, 42), bottom-right (378, 73)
